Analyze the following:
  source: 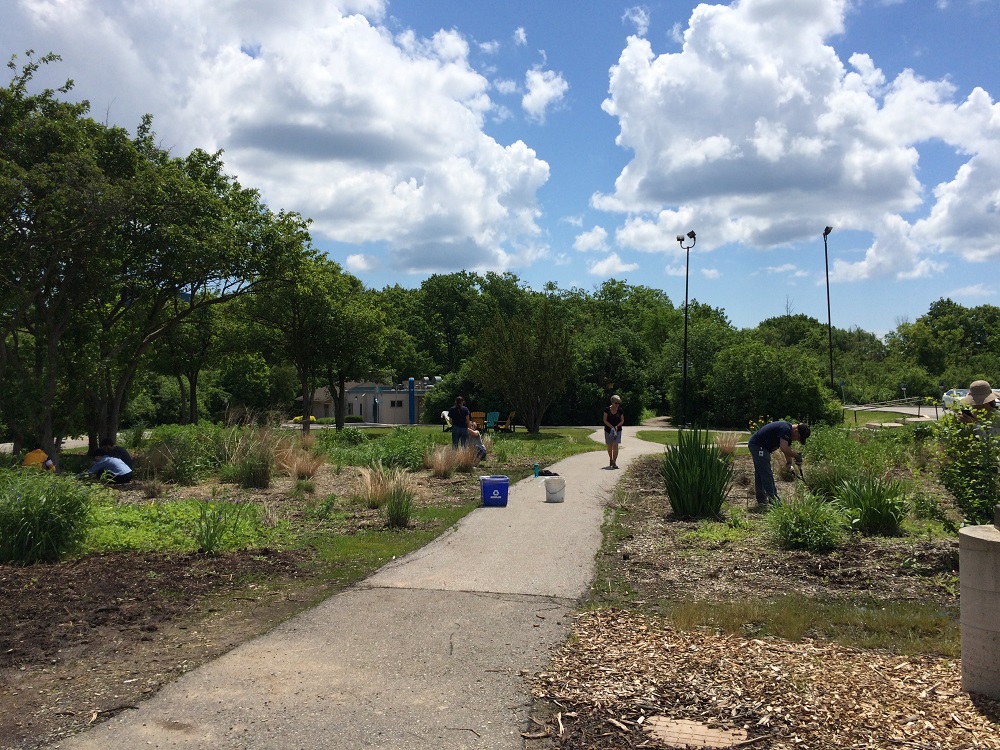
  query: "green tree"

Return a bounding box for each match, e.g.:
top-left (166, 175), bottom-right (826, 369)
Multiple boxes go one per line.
top-left (318, 284), bottom-right (391, 430)
top-left (246, 251), bottom-right (338, 433)
top-left (470, 297), bottom-right (573, 433)
top-left (419, 271), bottom-right (481, 373)
top-left (707, 339), bottom-right (840, 428)
top-left (0, 52), bottom-right (136, 454)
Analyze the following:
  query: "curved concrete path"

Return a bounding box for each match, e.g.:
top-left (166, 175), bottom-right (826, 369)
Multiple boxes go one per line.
top-left (50, 429), bottom-right (666, 750)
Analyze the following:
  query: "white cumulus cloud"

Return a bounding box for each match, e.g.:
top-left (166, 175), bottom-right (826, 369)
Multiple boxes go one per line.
top-left (574, 226), bottom-right (609, 252)
top-left (589, 253), bottom-right (639, 275)
top-left (595, 0), bottom-right (1000, 280)
top-left (346, 254), bottom-right (379, 273)
top-left (2, 0), bottom-right (551, 277)
top-left (623, 7), bottom-right (650, 36)
top-left (522, 67), bottom-right (569, 122)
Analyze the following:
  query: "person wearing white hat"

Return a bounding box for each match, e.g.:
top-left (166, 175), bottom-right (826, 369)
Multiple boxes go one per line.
top-left (960, 380), bottom-right (1000, 435)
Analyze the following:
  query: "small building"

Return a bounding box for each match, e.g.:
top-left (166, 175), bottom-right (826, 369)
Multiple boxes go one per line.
top-left (304, 378), bottom-right (440, 425)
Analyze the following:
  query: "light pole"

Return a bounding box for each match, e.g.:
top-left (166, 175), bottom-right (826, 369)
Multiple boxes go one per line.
top-left (676, 230), bottom-right (696, 427)
top-left (823, 226), bottom-right (834, 391)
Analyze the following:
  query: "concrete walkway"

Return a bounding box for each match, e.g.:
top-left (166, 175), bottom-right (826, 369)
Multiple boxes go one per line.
top-left (50, 429), bottom-right (666, 750)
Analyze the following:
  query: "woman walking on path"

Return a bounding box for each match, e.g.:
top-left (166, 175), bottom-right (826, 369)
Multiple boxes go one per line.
top-left (603, 394), bottom-right (624, 469)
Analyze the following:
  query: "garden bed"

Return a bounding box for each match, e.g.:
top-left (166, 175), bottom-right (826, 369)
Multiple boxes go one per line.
top-left (0, 463), bottom-right (482, 750)
top-left (525, 453), bottom-right (1000, 749)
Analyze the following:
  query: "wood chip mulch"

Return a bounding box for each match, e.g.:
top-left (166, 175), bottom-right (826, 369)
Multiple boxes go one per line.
top-left (531, 609), bottom-right (1000, 749)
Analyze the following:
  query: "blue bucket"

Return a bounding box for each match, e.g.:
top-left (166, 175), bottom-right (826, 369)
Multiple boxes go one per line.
top-left (480, 475), bottom-right (509, 507)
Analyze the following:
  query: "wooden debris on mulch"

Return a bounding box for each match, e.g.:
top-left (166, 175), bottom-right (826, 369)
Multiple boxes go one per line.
top-left (531, 609), bottom-right (1000, 749)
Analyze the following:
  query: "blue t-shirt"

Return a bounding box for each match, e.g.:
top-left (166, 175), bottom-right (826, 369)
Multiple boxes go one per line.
top-left (448, 405), bottom-right (470, 428)
top-left (89, 456), bottom-right (132, 477)
top-left (749, 421), bottom-right (792, 453)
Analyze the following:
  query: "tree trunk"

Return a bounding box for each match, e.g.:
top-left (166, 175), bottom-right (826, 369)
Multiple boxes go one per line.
top-left (299, 370), bottom-right (313, 435)
top-left (337, 374), bottom-right (348, 430)
top-left (177, 375), bottom-right (187, 424)
top-left (188, 371), bottom-right (199, 425)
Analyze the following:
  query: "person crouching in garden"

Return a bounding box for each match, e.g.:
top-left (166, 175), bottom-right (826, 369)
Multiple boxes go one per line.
top-left (468, 420), bottom-right (488, 462)
top-left (80, 448), bottom-right (134, 485)
top-left (746, 420), bottom-right (810, 504)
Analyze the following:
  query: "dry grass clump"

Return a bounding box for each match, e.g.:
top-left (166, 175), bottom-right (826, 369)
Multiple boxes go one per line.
top-left (714, 431), bottom-right (741, 457)
top-left (453, 444), bottom-right (481, 472)
top-left (276, 443), bottom-right (326, 479)
top-left (425, 441), bottom-right (488, 477)
top-left (141, 478), bottom-right (167, 499)
top-left (296, 431), bottom-right (317, 451)
top-left (426, 446), bottom-right (456, 478)
top-left (355, 463), bottom-right (416, 509)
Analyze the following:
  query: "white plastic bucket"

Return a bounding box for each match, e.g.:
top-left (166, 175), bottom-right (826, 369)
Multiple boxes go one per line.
top-left (544, 476), bottom-right (566, 503)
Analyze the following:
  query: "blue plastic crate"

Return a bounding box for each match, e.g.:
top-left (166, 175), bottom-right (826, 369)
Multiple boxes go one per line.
top-left (480, 475), bottom-right (509, 507)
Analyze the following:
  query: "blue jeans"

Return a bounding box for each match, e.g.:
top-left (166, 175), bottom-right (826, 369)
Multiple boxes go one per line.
top-left (451, 426), bottom-right (469, 449)
top-left (749, 441), bottom-right (776, 503)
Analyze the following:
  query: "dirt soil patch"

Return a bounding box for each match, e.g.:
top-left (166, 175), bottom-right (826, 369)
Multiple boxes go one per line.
top-left (525, 453), bottom-right (1000, 749)
top-left (0, 463), bottom-right (480, 750)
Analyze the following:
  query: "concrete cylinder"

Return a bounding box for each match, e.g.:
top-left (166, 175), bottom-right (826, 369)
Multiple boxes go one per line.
top-left (960, 523), bottom-right (1000, 698)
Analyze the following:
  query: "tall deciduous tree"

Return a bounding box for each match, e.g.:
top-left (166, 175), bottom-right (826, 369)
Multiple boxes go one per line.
top-left (319, 283), bottom-right (390, 430)
top-left (470, 297), bottom-right (573, 433)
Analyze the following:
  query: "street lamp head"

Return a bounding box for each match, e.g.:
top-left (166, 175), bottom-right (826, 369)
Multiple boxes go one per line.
top-left (686, 230), bottom-right (696, 240)
top-left (823, 226), bottom-right (833, 237)
top-left (676, 235), bottom-right (684, 243)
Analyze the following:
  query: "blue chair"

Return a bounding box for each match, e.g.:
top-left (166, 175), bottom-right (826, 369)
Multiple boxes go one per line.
top-left (485, 411), bottom-right (500, 432)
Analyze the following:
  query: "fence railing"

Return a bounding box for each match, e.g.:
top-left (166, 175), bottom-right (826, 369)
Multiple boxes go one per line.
top-left (843, 396), bottom-right (941, 424)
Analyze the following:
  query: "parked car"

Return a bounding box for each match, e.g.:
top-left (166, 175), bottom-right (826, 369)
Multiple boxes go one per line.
top-left (942, 387), bottom-right (1000, 407)
top-left (942, 389), bottom-right (969, 407)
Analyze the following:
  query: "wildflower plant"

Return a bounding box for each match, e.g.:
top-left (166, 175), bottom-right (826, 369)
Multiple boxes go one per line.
top-left (193, 490), bottom-right (255, 554)
top-left (835, 474), bottom-right (909, 536)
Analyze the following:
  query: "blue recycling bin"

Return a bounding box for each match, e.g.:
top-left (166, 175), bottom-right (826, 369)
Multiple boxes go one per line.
top-left (480, 475), bottom-right (509, 507)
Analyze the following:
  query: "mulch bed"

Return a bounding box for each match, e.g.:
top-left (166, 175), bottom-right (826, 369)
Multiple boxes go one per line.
top-left (531, 609), bottom-right (1000, 749)
top-left (524, 453), bottom-right (1000, 749)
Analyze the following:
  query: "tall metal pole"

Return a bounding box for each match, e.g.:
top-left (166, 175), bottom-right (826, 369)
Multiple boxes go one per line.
top-left (677, 231), bottom-right (696, 427)
top-left (823, 226), bottom-right (834, 391)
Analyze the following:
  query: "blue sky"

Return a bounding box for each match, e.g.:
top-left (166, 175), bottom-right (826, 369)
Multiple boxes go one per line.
top-left (3, 0), bottom-right (999, 335)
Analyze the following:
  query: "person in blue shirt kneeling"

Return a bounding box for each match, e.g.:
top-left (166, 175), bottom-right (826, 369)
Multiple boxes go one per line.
top-left (81, 448), bottom-right (134, 484)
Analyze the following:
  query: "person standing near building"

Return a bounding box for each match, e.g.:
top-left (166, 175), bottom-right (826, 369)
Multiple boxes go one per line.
top-left (448, 396), bottom-right (471, 449)
top-left (747, 420), bottom-right (810, 504)
top-left (603, 394), bottom-right (625, 469)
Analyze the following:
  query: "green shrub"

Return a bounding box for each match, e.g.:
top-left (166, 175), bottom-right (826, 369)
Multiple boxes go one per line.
top-left (660, 427), bottom-right (733, 518)
top-left (144, 424), bottom-right (221, 484)
top-left (835, 475), bottom-right (908, 536)
top-left (767, 490), bottom-right (845, 552)
top-left (235, 441), bottom-right (274, 489)
top-left (384, 485), bottom-right (413, 529)
top-left (363, 427), bottom-right (434, 471)
top-left (804, 460), bottom-right (858, 499)
top-left (932, 412), bottom-right (1000, 524)
top-left (0, 469), bottom-right (98, 563)
top-left (125, 421), bottom-right (148, 450)
top-left (805, 425), bottom-right (909, 476)
top-left (314, 426), bottom-right (369, 451)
